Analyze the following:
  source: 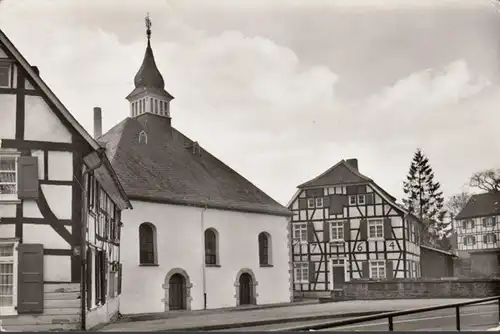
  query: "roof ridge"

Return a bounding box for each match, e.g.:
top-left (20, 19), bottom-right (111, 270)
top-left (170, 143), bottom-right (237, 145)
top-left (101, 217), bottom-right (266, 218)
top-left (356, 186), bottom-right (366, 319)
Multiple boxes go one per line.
top-left (297, 159), bottom-right (371, 188)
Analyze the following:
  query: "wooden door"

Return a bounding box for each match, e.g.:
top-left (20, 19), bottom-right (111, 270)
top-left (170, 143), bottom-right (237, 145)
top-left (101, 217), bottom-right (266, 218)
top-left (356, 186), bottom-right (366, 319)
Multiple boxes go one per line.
top-left (332, 266), bottom-right (345, 290)
top-left (239, 273), bottom-right (252, 305)
top-left (169, 274), bottom-right (186, 310)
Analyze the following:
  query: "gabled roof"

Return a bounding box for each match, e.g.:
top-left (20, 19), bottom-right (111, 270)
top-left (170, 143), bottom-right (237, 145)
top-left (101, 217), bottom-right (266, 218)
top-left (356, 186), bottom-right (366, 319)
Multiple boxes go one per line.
top-left (0, 29), bottom-right (101, 152)
top-left (455, 192), bottom-right (500, 220)
top-left (0, 29), bottom-right (131, 209)
top-left (98, 113), bottom-right (292, 217)
top-left (298, 159), bottom-right (372, 188)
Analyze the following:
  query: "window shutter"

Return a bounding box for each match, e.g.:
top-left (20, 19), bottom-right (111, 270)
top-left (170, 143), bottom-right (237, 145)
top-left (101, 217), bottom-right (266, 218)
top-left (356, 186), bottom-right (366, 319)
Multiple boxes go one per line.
top-left (323, 196), bottom-right (330, 208)
top-left (17, 156), bottom-right (39, 199)
top-left (483, 235), bottom-right (488, 244)
top-left (328, 195), bottom-right (343, 215)
top-left (359, 219), bottom-right (368, 240)
top-left (386, 260), bottom-right (393, 279)
top-left (298, 198), bottom-right (307, 209)
top-left (86, 248), bottom-right (92, 309)
top-left (344, 221), bottom-right (351, 241)
top-left (346, 186), bottom-right (357, 195)
top-left (383, 218), bottom-right (392, 240)
top-left (471, 220), bottom-right (475, 229)
top-left (323, 221), bottom-right (330, 242)
top-left (100, 251), bottom-right (107, 305)
top-left (117, 263), bottom-right (122, 295)
top-left (494, 234), bottom-right (498, 243)
top-left (471, 235), bottom-right (476, 244)
top-left (362, 261), bottom-right (369, 279)
top-left (365, 193), bottom-right (374, 205)
top-left (308, 262), bottom-right (316, 283)
top-left (462, 221), bottom-right (466, 229)
top-left (307, 222), bottom-right (315, 242)
top-left (17, 243), bottom-right (44, 314)
top-left (483, 218), bottom-right (487, 228)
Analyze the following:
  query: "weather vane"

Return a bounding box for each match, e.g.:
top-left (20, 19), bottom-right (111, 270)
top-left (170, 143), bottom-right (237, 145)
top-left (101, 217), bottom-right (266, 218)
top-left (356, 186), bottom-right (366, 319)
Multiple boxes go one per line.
top-left (145, 13), bottom-right (152, 40)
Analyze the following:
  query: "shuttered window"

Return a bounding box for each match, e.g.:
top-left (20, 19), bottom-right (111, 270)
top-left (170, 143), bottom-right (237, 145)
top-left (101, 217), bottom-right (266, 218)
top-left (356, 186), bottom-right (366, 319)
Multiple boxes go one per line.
top-left (17, 244), bottom-right (43, 314)
top-left (369, 260), bottom-right (386, 279)
top-left (368, 219), bottom-right (384, 239)
top-left (293, 262), bottom-right (309, 283)
top-left (0, 156), bottom-right (17, 200)
top-left (0, 242), bottom-right (16, 315)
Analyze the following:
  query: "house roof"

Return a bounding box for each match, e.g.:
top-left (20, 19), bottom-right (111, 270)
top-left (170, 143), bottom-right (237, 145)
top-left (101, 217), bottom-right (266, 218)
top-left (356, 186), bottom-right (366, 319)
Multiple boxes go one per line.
top-left (98, 113), bottom-right (292, 217)
top-left (0, 29), bottom-right (131, 209)
top-left (455, 192), bottom-right (500, 220)
top-left (297, 159), bottom-right (398, 203)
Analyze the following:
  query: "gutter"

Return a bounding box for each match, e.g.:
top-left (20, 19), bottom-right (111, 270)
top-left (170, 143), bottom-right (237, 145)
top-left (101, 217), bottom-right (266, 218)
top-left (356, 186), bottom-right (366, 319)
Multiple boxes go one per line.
top-left (201, 205), bottom-right (207, 309)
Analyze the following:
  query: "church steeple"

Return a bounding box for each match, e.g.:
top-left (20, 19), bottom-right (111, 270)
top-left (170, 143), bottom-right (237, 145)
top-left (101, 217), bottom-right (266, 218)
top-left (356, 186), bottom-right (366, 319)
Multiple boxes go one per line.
top-left (126, 13), bottom-right (174, 120)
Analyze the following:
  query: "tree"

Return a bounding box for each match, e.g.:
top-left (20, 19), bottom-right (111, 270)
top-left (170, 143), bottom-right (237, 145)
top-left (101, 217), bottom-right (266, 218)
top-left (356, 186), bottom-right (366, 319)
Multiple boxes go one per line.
top-left (469, 169), bottom-right (500, 193)
top-left (402, 148), bottom-right (447, 234)
top-left (445, 191), bottom-right (471, 220)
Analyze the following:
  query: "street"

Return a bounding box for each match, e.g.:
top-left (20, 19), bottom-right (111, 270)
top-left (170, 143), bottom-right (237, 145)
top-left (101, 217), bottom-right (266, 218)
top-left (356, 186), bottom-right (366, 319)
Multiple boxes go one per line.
top-left (216, 304), bottom-right (499, 331)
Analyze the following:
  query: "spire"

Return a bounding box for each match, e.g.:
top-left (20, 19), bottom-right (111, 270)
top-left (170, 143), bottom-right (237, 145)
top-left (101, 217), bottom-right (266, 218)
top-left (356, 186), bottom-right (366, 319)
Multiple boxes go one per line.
top-left (133, 13), bottom-right (165, 90)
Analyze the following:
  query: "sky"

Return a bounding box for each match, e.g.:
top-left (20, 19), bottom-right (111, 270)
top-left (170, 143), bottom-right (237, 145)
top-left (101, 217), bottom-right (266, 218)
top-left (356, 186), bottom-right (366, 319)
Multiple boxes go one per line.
top-left (1, 0), bottom-right (500, 206)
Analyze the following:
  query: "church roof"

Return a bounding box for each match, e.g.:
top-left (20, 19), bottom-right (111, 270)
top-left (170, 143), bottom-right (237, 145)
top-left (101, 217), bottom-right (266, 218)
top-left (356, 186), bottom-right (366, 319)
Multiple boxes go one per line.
top-left (98, 113), bottom-right (292, 217)
top-left (133, 41), bottom-right (165, 90)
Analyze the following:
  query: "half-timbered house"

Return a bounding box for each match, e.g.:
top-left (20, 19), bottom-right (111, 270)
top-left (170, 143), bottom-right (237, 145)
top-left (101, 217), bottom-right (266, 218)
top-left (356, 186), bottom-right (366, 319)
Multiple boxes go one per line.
top-left (288, 158), bottom-right (424, 299)
top-left (0, 29), bottom-right (131, 331)
top-left (96, 18), bottom-right (293, 314)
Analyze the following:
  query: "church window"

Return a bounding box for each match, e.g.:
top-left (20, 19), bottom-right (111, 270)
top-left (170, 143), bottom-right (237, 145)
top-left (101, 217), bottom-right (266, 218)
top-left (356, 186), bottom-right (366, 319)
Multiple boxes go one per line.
top-left (204, 228), bottom-right (219, 266)
top-left (139, 222), bottom-right (157, 265)
top-left (258, 232), bottom-right (272, 266)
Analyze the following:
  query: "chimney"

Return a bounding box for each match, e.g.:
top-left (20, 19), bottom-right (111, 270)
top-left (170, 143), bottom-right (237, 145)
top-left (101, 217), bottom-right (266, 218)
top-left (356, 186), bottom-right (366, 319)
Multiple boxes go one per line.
top-left (31, 66), bottom-right (39, 75)
top-left (346, 158), bottom-right (358, 171)
top-left (93, 107), bottom-right (102, 139)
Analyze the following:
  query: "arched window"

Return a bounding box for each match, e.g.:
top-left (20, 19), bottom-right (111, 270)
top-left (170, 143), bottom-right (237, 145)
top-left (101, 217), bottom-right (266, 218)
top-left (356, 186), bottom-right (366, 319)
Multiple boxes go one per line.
top-left (258, 232), bottom-right (272, 266)
top-left (139, 223), bottom-right (157, 265)
top-left (204, 228), bottom-right (219, 266)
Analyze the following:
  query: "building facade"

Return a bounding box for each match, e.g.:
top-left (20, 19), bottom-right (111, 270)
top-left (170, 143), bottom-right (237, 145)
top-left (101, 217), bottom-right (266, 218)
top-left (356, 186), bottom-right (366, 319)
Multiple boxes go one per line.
top-left (0, 29), bottom-right (131, 331)
top-left (455, 192), bottom-right (500, 276)
top-left (287, 159), bottom-right (423, 299)
top-left (97, 20), bottom-right (293, 314)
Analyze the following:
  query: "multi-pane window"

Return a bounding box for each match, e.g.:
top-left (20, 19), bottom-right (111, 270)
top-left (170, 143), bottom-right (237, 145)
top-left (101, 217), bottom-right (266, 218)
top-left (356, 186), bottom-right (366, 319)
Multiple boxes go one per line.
top-left (357, 195), bottom-right (365, 205)
top-left (368, 219), bottom-right (384, 239)
top-left (0, 156), bottom-right (16, 199)
top-left (485, 233), bottom-right (496, 244)
top-left (294, 262), bottom-right (309, 283)
top-left (463, 235), bottom-right (475, 246)
top-left (483, 217), bottom-right (497, 228)
top-left (293, 223), bottom-right (307, 242)
top-left (258, 232), bottom-right (270, 266)
top-left (204, 228), bottom-right (218, 265)
top-left (307, 198), bottom-right (315, 208)
top-left (315, 198), bottom-right (323, 208)
top-left (462, 219), bottom-right (474, 230)
top-left (0, 64), bottom-right (10, 88)
top-left (0, 243), bottom-right (15, 314)
top-left (349, 196), bottom-right (356, 205)
top-left (369, 260), bottom-right (386, 279)
top-left (330, 222), bottom-right (344, 241)
top-left (139, 223), bottom-right (156, 265)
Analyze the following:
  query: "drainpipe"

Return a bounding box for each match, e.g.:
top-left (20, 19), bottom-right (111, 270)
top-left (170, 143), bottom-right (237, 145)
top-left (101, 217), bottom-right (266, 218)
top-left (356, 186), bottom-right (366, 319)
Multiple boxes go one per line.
top-left (201, 205), bottom-right (207, 309)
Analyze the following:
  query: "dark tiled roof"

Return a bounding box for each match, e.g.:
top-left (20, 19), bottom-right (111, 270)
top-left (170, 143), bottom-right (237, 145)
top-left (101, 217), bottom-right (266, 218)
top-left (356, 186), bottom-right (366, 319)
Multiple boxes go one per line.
top-left (455, 192), bottom-right (500, 220)
top-left (298, 159), bottom-right (372, 188)
top-left (134, 41), bottom-right (165, 90)
top-left (98, 114), bottom-right (292, 217)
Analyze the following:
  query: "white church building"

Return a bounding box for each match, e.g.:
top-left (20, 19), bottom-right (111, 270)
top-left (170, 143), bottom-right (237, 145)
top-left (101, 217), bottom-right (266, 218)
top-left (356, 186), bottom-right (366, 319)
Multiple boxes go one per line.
top-left (97, 18), bottom-right (293, 314)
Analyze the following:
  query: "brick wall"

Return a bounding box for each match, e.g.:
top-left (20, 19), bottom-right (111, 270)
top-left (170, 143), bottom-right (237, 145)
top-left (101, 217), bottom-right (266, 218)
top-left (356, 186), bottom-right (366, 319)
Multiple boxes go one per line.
top-left (342, 278), bottom-right (500, 300)
top-left (420, 246), bottom-right (454, 278)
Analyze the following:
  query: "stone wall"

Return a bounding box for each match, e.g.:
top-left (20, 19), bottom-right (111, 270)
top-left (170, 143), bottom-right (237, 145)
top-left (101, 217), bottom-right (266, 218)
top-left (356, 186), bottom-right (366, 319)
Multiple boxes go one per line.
top-left (342, 278), bottom-right (500, 300)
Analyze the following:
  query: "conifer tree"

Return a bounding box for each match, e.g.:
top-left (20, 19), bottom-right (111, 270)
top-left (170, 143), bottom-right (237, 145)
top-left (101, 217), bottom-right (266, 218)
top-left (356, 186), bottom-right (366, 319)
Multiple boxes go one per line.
top-left (402, 148), bottom-right (447, 235)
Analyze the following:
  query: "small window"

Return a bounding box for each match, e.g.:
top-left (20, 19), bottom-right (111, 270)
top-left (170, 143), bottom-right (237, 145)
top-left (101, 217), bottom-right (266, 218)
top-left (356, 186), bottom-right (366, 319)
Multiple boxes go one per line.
top-left (154, 99), bottom-right (158, 114)
top-left (205, 228), bottom-right (219, 266)
top-left (330, 221), bottom-right (344, 241)
top-left (294, 262), bottom-right (309, 283)
top-left (349, 195), bottom-right (356, 205)
top-left (307, 198), bottom-right (315, 208)
top-left (0, 64), bottom-right (11, 88)
top-left (369, 260), bottom-right (386, 279)
top-left (485, 233), bottom-right (496, 244)
top-left (315, 198), bottom-right (323, 208)
top-left (0, 155), bottom-right (17, 200)
top-left (463, 235), bottom-right (475, 246)
top-left (466, 219), bottom-right (475, 229)
top-left (293, 223), bottom-right (307, 243)
top-left (368, 219), bottom-right (384, 239)
top-left (160, 100), bottom-right (164, 113)
top-left (0, 242), bottom-right (16, 315)
top-left (258, 232), bottom-right (272, 266)
top-left (484, 217), bottom-right (497, 227)
top-left (139, 223), bottom-right (157, 265)
top-left (357, 195), bottom-right (365, 205)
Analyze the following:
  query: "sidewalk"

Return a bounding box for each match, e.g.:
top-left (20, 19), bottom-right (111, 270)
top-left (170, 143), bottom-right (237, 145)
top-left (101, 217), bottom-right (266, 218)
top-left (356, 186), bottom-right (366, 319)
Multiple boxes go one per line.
top-left (99, 298), bottom-right (479, 331)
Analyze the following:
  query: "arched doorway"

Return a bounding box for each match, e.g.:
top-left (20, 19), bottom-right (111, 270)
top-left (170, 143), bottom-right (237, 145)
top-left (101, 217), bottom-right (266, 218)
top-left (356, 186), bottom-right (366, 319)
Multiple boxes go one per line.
top-left (238, 273), bottom-right (253, 305)
top-left (168, 274), bottom-right (186, 310)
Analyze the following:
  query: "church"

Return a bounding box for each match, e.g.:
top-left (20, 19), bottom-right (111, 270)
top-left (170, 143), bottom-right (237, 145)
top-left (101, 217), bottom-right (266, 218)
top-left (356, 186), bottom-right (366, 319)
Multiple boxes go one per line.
top-left (97, 17), bottom-right (293, 314)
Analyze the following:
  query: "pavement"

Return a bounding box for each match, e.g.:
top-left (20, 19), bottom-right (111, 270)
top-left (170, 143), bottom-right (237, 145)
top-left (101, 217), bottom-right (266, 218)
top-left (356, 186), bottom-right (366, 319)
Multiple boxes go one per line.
top-left (98, 298), bottom-right (484, 331)
top-left (260, 303), bottom-right (499, 332)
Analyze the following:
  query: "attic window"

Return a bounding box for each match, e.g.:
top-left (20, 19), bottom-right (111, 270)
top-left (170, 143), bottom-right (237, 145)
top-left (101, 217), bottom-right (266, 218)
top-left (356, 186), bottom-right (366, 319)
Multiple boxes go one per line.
top-left (0, 63), bottom-right (11, 88)
top-left (138, 131), bottom-right (148, 144)
top-left (186, 141), bottom-right (202, 155)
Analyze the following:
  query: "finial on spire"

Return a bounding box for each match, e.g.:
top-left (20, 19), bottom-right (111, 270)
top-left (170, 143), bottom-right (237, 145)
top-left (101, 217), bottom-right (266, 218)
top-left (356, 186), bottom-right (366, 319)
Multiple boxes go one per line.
top-left (145, 13), bottom-right (152, 41)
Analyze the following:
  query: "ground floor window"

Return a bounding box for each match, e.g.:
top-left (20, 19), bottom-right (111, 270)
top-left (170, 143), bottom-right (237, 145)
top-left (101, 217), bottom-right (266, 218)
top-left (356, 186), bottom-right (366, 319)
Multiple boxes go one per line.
top-left (294, 262), bottom-right (309, 283)
top-left (0, 241), bottom-right (16, 315)
top-left (369, 260), bottom-right (386, 279)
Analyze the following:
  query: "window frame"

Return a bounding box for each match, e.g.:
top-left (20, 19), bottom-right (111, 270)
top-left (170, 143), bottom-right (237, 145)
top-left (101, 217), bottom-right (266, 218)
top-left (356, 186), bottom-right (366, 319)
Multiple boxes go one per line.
top-left (315, 197), bottom-right (323, 208)
top-left (369, 260), bottom-right (386, 279)
top-left (0, 63), bottom-right (11, 88)
top-left (368, 219), bottom-right (384, 240)
top-left (294, 262), bottom-right (309, 283)
top-left (0, 154), bottom-right (18, 202)
top-left (357, 195), bottom-right (365, 205)
top-left (349, 195), bottom-right (356, 205)
top-left (485, 233), bottom-right (496, 244)
top-left (292, 223), bottom-right (308, 243)
top-left (139, 223), bottom-right (157, 265)
top-left (204, 228), bottom-right (219, 266)
top-left (0, 240), bottom-right (18, 316)
top-left (307, 198), bottom-right (315, 208)
top-left (330, 221), bottom-right (344, 241)
top-left (463, 235), bottom-right (475, 246)
top-left (258, 232), bottom-right (272, 266)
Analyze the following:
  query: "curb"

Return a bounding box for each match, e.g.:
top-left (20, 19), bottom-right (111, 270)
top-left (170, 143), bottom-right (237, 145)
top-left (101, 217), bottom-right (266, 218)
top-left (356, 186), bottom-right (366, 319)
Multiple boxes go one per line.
top-left (160, 310), bottom-right (389, 332)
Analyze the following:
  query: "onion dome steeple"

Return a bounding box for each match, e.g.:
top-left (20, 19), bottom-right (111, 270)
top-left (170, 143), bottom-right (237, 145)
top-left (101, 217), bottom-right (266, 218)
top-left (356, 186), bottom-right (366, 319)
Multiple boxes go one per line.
top-left (126, 13), bottom-right (174, 120)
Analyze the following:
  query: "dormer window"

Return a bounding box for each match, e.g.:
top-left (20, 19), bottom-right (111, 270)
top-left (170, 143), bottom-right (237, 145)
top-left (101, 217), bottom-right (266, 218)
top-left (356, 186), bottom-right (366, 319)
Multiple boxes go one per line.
top-left (138, 131), bottom-right (147, 144)
top-left (0, 63), bottom-right (11, 88)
